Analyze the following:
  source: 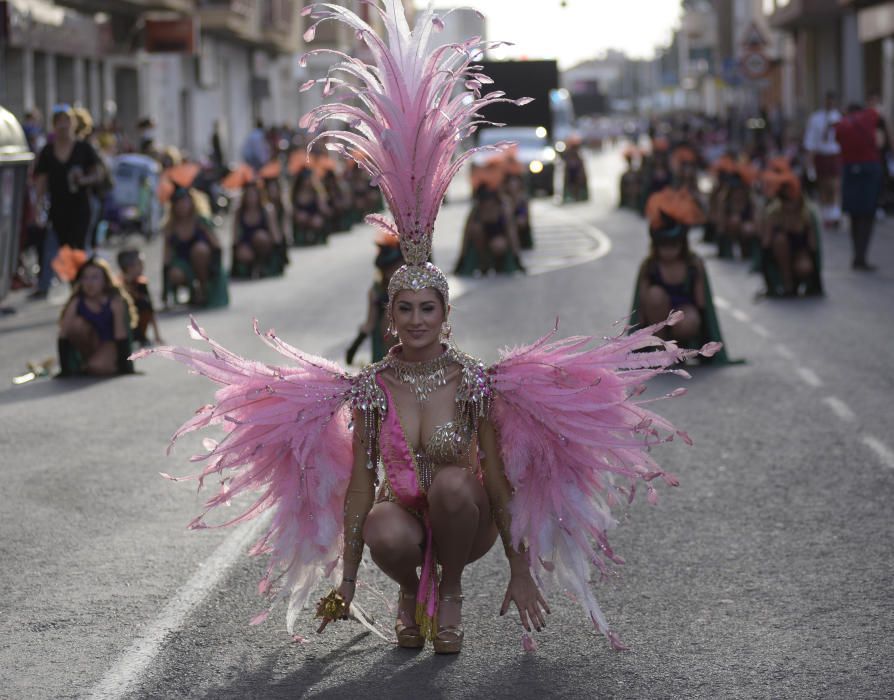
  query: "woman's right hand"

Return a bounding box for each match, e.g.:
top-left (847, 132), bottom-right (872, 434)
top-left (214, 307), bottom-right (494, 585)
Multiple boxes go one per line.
top-left (317, 579), bottom-right (356, 633)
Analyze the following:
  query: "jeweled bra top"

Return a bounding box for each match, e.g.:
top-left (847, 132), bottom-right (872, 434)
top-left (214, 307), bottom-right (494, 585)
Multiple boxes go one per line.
top-left (349, 344), bottom-right (493, 489)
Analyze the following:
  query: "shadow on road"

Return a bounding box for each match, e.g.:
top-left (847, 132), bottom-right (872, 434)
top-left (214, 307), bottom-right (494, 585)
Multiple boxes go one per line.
top-left (193, 634), bottom-right (573, 700)
top-left (0, 374), bottom-right (137, 405)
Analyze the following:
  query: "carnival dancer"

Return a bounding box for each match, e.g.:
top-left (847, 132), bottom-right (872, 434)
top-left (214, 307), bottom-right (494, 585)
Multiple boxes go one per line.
top-left (716, 159), bottom-right (758, 260)
top-left (135, 0), bottom-right (719, 655)
top-left (561, 136), bottom-right (589, 202)
top-left (705, 154), bottom-right (736, 245)
top-left (58, 257), bottom-right (136, 376)
top-left (454, 166), bottom-right (523, 277)
top-left (636, 188), bottom-right (732, 363)
top-left (346, 234), bottom-right (405, 365)
top-left (503, 148), bottom-right (533, 249)
top-left (231, 180), bottom-right (286, 279)
top-left (804, 92), bottom-right (842, 230)
top-left (619, 145), bottom-right (642, 210)
top-left (162, 187), bottom-right (228, 307)
top-left (638, 137), bottom-right (672, 212)
top-left (759, 170), bottom-right (823, 297)
top-left (290, 166), bottom-right (330, 246)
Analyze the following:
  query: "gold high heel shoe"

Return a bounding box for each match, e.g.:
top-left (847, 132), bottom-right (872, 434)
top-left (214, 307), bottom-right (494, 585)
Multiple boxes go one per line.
top-left (432, 594), bottom-right (464, 654)
top-left (395, 590), bottom-right (425, 649)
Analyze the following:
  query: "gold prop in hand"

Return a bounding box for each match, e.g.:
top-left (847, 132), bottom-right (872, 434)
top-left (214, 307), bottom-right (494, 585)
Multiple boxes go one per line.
top-left (315, 589), bottom-right (348, 633)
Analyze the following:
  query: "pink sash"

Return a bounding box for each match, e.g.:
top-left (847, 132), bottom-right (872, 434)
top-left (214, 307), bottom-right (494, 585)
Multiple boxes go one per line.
top-left (376, 375), bottom-right (439, 636)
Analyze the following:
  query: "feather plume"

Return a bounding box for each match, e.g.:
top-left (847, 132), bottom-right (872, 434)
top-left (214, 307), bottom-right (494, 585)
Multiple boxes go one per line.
top-left (300, 0), bottom-right (530, 247)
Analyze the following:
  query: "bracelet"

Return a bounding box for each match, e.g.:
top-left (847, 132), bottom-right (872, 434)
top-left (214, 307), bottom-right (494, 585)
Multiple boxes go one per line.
top-left (342, 576), bottom-right (356, 583)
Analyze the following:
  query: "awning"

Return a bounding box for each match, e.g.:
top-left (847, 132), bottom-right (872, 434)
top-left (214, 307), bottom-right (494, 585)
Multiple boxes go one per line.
top-left (769, 0), bottom-right (842, 30)
top-left (857, 2), bottom-right (894, 42)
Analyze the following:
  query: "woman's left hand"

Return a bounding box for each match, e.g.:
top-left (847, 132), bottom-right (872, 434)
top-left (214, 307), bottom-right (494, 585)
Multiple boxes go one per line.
top-left (501, 570), bottom-right (550, 632)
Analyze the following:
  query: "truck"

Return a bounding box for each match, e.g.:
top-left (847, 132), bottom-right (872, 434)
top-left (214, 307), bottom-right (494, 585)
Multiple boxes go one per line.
top-left (475, 59), bottom-right (574, 196)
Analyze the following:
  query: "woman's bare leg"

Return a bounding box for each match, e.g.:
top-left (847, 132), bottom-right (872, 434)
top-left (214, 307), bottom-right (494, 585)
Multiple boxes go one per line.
top-left (61, 316), bottom-right (99, 360)
top-left (772, 233), bottom-right (794, 293)
top-left (251, 230), bottom-right (273, 263)
top-left (235, 242), bottom-right (255, 267)
top-left (363, 502), bottom-right (424, 624)
top-left (641, 284), bottom-right (673, 339)
top-left (669, 304), bottom-right (702, 344)
top-left (85, 341), bottom-right (117, 376)
top-left (428, 466), bottom-right (496, 628)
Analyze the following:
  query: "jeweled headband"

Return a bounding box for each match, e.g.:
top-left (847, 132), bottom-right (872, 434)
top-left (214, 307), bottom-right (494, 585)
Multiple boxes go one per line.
top-left (299, 0), bottom-right (530, 308)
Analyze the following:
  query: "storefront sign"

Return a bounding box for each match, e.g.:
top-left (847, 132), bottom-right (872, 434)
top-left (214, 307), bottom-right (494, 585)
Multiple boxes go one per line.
top-left (145, 17), bottom-right (199, 54)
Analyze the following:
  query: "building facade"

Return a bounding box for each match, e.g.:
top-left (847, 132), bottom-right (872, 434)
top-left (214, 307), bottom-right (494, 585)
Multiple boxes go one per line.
top-left (0, 0), bottom-right (309, 162)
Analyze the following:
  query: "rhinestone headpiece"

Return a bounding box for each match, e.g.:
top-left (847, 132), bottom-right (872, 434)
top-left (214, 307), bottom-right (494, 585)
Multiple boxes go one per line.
top-left (387, 261), bottom-right (450, 307)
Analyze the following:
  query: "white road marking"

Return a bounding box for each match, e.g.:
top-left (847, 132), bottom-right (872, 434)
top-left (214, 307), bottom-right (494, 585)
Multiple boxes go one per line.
top-left (796, 367), bottom-right (824, 388)
top-left (530, 202), bottom-right (612, 276)
top-left (822, 396), bottom-right (857, 423)
top-left (861, 435), bottom-right (894, 470)
top-left (775, 344), bottom-right (795, 360)
top-left (751, 323), bottom-right (770, 338)
top-left (88, 514), bottom-right (270, 700)
top-left (714, 296), bottom-right (731, 310)
top-left (731, 308), bottom-right (751, 323)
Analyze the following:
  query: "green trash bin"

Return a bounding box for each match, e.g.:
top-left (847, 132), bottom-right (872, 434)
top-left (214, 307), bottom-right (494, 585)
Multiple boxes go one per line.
top-left (0, 105), bottom-right (34, 308)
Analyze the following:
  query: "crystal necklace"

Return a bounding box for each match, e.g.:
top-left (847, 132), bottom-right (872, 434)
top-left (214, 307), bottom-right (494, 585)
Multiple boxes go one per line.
top-left (387, 346), bottom-right (455, 402)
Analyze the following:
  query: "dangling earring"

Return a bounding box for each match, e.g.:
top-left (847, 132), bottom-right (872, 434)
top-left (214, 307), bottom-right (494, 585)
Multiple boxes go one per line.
top-left (440, 321), bottom-right (452, 342)
top-left (388, 324), bottom-right (398, 339)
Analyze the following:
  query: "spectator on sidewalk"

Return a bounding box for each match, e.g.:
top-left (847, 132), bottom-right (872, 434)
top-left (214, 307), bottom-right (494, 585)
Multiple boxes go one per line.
top-left (22, 108), bottom-right (46, 154)
top-left (210, 120), bottom-right (226, 170)
top-left (57, 257), bottom-right (136, 377)
top-left (867, 94), bottom-right (894, 213)
top-left (31, 105), bottom-right (102, 298)
top-left (803, 92), bottom-right (842, 229)
top-left (836, 104), bottom-right (883, 272)
top-left (242, 119), bottom-right (271, 172)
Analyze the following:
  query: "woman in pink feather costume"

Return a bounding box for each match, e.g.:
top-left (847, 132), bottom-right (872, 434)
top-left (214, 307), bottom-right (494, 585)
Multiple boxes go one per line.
top-left (134, 0), bottom-right (720, 654)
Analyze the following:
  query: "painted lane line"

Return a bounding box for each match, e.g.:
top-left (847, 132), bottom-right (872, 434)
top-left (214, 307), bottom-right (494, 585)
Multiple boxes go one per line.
top-left (88, 514), bottom-right (270, 700)
top-left (775, 344), bottom-right (795, 360)
top-left (861, 435), bottom-right (894, 470)
top-left (730, 308), bottom-right (751, 323)
top-left (796, 367), bottom-right (824, 388)
top-left (822, 396), bottom-right (857, 423)
top-left (714, 296), bottom-right (731, 310)
top-left (751, 323), bottom-right (770, 338)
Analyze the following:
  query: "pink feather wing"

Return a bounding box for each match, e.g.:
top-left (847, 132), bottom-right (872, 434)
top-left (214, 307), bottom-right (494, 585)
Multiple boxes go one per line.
top-left (489, 314), bottom-right (719, 649)
top-left (133, 318), bottom-right (354, 632)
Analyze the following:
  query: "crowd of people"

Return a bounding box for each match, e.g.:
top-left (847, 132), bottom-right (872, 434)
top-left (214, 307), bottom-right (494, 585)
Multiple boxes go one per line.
top-left (10, 103), bottom-right (386, 378)
top-left (620, 95), bottom-right (888, 328)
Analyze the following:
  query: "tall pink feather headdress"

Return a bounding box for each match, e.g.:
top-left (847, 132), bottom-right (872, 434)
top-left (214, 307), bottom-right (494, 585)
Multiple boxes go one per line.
top-left (298, 0), bottom-right (531, 305)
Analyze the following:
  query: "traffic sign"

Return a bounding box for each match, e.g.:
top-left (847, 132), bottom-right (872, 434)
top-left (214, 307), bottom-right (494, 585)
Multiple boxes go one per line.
top-left (739, 51), bottom-right (771, 81)
top-left (741, 21), bottom-right (769, 50)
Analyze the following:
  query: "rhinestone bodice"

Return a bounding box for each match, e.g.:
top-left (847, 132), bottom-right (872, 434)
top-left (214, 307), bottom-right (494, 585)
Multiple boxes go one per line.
top-left (421, 420), bottom-right (474, 465)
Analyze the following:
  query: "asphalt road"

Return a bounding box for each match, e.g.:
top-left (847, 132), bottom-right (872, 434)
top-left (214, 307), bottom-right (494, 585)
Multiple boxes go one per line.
top-left (1, 150), bottom-right (893, 699)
